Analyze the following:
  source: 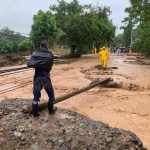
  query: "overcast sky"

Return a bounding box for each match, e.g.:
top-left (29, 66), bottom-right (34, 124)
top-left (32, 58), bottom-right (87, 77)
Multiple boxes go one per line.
top-left (0, 0), bottom-right (130, 35)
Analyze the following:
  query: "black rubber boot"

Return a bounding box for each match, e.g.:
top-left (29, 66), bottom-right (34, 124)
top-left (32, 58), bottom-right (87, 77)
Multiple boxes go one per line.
top-left (32, 103), bottom-right (40, 118)
top-left (48, 101), bottom-right (57, 114)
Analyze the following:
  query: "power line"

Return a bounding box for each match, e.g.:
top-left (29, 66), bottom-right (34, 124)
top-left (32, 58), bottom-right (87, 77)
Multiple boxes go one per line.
top-left (0, 59), bottom-right (70, 94)
top-left (0, 76), bottom-right (31, 86)
top-left (0, 66), bottom-right (29, 74)
top-left (0, 81), bottom-right (32, 95)
top-left (0, 68), bottom-right (31, 76)
top-left (0, 59), bottom-right (67, 75)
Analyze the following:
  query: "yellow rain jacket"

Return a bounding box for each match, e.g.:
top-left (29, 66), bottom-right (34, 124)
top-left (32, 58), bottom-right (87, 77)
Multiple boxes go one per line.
top-left (99, 47), bottom-right (109, 68)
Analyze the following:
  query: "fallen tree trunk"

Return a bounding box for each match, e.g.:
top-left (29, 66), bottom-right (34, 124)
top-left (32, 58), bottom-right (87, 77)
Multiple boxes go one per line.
top-left (22, 78), bottom-right (112, 113)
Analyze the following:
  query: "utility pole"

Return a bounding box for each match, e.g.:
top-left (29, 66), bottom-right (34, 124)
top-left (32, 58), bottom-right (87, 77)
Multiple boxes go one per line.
top-left (130, 27), bottom-right (133, 48)
top-left (130, 19), bottom-right (133, 49)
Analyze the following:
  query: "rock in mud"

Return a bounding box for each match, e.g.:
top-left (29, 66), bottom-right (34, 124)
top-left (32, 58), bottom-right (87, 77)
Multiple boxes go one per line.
top-left (14, 131), bottom-right (22, 138)
top-left (0, 99), bottom-right (147, 150)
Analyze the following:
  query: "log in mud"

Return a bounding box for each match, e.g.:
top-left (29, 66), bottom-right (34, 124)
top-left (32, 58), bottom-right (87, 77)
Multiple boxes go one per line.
top-left (1, 54), bottom-right (150, 148)
top-left (22, 78), bottom-right (112, 113)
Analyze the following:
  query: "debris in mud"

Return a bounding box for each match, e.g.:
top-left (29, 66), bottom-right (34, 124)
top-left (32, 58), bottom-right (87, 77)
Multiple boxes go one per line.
top-left (95, 65), bottom-right (118, 70)
top-left (124, 56), bottom-right (150, 65)
top-left (0, 54), bottom-right (26, 67)
top-left (80, 65), bottom-right (114, 80)
top-left (0, 99), bottom-right (147, 150)
top-left (80, 65), bottom-right (144, 91)
top-left (81, 65), bottom-right (118, 76)
top-left (128, 83), bottom-right (141, 91)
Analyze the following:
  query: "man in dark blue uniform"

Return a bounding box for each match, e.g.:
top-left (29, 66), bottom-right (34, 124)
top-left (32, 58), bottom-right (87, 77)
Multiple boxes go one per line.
top-left (28, 40), bottom-right (56, 117)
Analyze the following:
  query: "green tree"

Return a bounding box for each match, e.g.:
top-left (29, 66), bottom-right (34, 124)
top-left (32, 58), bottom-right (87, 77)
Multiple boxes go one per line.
top-left (49, 0), bottom-right (115, 56)
top-left (18, 38), bottom-right (33, 52)
top-left (112, 33), bottom-right (125, 48)
top-left (123, 0), bottom-right (150, 55)
top-left (0, 27), bottom-right (26, 53)
top-left (31, 10), bottom-right (57, 49)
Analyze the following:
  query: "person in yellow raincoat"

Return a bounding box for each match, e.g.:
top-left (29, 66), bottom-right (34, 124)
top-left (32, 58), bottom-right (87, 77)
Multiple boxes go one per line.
top-left (99, 47), bottom-right (109, 68)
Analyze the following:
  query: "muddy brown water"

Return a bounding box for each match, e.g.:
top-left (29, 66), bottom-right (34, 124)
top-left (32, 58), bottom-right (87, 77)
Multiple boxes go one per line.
top-left (0, 54), bottom-right (150, 149)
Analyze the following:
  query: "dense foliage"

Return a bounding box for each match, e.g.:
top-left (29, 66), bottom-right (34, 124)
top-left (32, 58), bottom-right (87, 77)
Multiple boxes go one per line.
top-left (0, 27), bottom-right (32, 54)
top-left (31, 10), bottom-right (57, 49)
top-left (0, 0), bottom-right (115, 55)
top-left (123, 0), bottom-right (150, 55)
top-left (31, 0), bottom-right (115, 56)
top-left (112, 33), bottom-right (125, 48)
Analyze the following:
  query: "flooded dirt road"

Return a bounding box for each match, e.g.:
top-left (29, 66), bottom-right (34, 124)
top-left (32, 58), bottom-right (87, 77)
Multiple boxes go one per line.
top-left (0, 54), bottom-right (150, 149)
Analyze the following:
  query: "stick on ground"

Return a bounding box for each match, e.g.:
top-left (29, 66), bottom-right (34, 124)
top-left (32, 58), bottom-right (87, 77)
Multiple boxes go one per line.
top-left (22, 78), bottom-right (112, 113)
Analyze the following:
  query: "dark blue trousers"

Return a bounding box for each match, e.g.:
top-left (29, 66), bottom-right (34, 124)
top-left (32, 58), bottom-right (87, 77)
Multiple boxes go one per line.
top-left (33, 76), bottom-right (55, 103)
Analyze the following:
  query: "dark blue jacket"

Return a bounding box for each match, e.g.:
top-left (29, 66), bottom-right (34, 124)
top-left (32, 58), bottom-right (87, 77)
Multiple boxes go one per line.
top-left (27, 48), bottom-right (54, 78)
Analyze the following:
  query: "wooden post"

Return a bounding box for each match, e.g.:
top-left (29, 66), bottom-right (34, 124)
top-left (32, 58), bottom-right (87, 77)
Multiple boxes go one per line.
top-left (22, 78), bottom-right (112, 113)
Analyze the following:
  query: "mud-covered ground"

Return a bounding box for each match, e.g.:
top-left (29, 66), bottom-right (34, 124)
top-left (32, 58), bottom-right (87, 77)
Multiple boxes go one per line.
top-left (0, 54), bottom-right (150, 149)
top-left (0, 99), bottom-right (146, 150)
